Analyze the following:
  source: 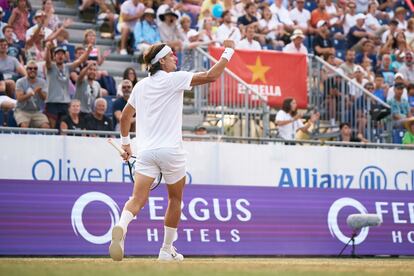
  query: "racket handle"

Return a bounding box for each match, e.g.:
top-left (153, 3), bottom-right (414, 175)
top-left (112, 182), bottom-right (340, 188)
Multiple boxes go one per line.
top-left (108, 138), bottom-right (125, 155)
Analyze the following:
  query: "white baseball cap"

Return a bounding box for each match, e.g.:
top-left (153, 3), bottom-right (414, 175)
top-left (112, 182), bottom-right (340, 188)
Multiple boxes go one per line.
top-left (316, 20), bottom-right (327, 28)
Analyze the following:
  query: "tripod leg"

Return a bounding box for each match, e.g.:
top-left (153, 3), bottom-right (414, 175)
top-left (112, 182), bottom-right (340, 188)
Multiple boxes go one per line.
top-left (338, 237), bottom-right (354, 257)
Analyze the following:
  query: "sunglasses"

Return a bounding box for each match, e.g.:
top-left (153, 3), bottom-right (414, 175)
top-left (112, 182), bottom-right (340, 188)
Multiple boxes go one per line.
top-left (122, 86), bottom-right (132, 89)
top-left (27, 67), bottom-right (38, 71)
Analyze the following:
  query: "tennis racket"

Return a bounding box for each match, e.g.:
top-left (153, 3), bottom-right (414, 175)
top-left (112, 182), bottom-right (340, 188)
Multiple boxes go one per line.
top-left (108, 138), bottom-right (162, 190)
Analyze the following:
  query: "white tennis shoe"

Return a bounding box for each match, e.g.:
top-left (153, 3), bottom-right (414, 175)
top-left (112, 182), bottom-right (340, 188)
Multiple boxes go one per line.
top-left (109, 225), bottom-right (125, 261)
top-left (157, 246), bottom-right (184, 262)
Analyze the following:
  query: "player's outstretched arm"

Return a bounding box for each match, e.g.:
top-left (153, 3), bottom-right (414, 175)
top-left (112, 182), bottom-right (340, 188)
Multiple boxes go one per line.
top-left (190, 40), bottom-right (235, 87)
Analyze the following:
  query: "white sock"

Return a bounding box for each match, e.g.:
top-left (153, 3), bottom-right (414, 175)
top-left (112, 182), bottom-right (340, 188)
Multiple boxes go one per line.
top-left (118, 210), bottom-right (134, 234)
top-left (162, 226), bottom-right (177, 251)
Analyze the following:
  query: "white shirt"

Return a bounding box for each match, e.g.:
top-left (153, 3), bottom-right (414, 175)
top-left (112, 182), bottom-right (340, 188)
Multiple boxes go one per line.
top-left (386, 87), bottom-right (408, 102)
top-left (216, 23), bottom-right (241, 45)
top-left (289, 8), bottom-right (311, 29)
top-left (325, 3), bottom-right (337, 15)
top-left (259, 17), bottom-right (281, 40)
top-left (237, 38), bottom-right (261, 50)
top-left (283, 42), bottom-right (308, 55)
top-left (120, 0), bottom-right (145, 29)
top-left (25, 24), bottom-right (53, 41)
top-left (276, 110), bottom-right (304, 140)
top-left (128, 70), bottom-right (193, 152)
top-left (365, 13), bottom-right (381, 34)
top-left (343, 13), bottom-right (358, 35)
top-left (270, 4), bottom-right (293, 26)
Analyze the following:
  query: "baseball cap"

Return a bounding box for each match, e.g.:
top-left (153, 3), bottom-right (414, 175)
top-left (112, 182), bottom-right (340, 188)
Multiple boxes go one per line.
top-left (355, 13), bottom-right (366, 21)
top-left (34, 10), bottom-right (46, 18)
top-left (394, 72), bottom-right (405, 80)
top-left (54, 46), bottom-right (66, 54)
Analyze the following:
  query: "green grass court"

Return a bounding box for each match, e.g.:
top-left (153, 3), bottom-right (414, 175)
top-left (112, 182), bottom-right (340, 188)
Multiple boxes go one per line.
top-left (1, 258), bottom-right (414, 276)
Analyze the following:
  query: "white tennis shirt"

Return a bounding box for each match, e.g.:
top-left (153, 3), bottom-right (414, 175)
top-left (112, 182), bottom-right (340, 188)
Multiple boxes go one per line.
top-left (128, 70), bottom-right (194, 152)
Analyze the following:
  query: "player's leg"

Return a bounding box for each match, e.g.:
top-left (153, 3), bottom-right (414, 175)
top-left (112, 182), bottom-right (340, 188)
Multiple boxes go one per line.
top-left (109, 172), bottom-right (154, 261)
top-left (158, 176), bottom-right (186, 261)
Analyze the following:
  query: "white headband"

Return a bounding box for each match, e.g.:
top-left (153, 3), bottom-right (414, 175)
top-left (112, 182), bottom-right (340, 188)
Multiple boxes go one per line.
top-left (151, 45), bottom-right (172, 64)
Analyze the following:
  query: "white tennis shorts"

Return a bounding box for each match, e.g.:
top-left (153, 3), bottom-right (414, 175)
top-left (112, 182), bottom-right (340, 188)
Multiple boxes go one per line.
top-left (134, 148), bottom-right (187, 184)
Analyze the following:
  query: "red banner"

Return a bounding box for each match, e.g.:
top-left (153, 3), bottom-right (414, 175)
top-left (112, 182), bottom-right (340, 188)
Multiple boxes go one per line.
top-left (208, 47), bottom-right (308, 108)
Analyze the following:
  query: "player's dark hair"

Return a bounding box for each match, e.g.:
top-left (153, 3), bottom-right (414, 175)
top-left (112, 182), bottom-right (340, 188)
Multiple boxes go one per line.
top-left (143, 43), bottom-right (167, 75)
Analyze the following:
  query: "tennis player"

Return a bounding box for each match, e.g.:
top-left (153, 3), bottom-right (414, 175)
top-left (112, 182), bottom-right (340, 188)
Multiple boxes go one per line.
top-left (109, 40), bottom-right (235, 261)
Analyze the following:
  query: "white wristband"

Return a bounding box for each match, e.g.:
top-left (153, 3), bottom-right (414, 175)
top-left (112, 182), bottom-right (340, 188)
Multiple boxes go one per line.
top-left (221, 48), bottom-right (234, 61)
top-left (121, 135), bottom-right (131, 145)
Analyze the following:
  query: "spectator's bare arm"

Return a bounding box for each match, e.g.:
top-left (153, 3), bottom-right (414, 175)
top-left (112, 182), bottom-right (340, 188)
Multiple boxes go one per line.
top-left (45, 42), bottom-right (53, 70)
top-left (71, 44), bottom-right (93, 70)
top-left (76, 61), bottom-right (93, 85)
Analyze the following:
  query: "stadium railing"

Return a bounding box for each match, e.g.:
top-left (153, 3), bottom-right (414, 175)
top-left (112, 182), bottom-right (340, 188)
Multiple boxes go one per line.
top-left (1, 126), bottom-right (412, 150)
top-left (308, 55), bottom-right (393, 143)
top-left (183, 47), bottom-right (271, 138)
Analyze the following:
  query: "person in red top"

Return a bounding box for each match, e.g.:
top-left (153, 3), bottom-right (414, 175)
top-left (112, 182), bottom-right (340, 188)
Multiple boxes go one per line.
top-left (310, 0), bottom-right (330, 28)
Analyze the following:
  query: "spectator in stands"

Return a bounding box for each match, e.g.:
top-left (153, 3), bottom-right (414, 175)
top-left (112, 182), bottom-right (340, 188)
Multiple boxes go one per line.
top-left (158, 8), bottom-right (185, 51)
top-left (388, 82), bottom-right (412, 123)
top-left (402, 117), bottom-right (414, 144)
top-left (59, 99), bottom-right (86, 134)
top-left (237, 2), bottom-right (258, 34)
top-left (283, 29), bottom-right (308, 55)
top-left (85, 98), bottom-right (113, 131)
top-left (42, 0), bottom-right (60, 31)
top-left (237, 25), bottom-right (261, 50)
top-left (337, 122), bottom-right (366, 142)
top-left (14, 60), bottom-right (49, 129)
top-left (56, 29), bottom-right (71, 61)
top-left (325, 0), bottom-right (338, 17)
top-left (346, 13), bottom-right (375, 50)
top-left (289, 0), bottom-right (310, 34)
top-left (405, 18), bottom-right (414, 50)
top-left (0, 72), bottom-right (16, 112)
top-left (118, 0), bottom-right (146, 55)
top-left (342, 1), bottom-right (357, 35)
top-left (349, 65), bottom-right (368, 99)
top-left (387, 73), bottom-right (408, 102)
top-left (3, 25), bottom-right (24, 64)
top-left (310, 0), bottom-right (330, 30)
top-left (365, 2), bottom-right (386, 36)
top-left (117, 67), bottom-right (138, 97)
top-left (199, 16), bottom-right (216, 44)
top-left (394, 6), bottom-right (407, 31)
top-left (338, 49), bottom-right (356, 77)
top-left (408, 83), bottom-right (414, 114)
top-left (113, 79), bottom-right (135, 131)
top-left (270, 0), bottom-right (294, 33)
top-left (75, 61), bottom-right (103, 116)
top-left (134, 8), bottom-right (160, 53)
top-left (313, 20), bottom-right (335, 56)
top-left (0, 38), bottom-right (26, 99)
top-left (398, 51), bottom-right (414, 85)
top-left (216, 10), bottom-right (241, 45)
top-left (83, 29), bottom-right (111, 67)
top-left (8, 0), bottom-right (30, 43)
top-left (355, 39), bottom-right (377, 70)
top-left (360, 57), bottom-right (375, 82)
top-left (379, 54), bottom-right (396, 85)
top-left (381, 19), bottom-right (398, 44)
top-left (70, 47), bottom-right (88, 84)
top-left (25, 11), bottom-right (73, 62)
top-left (180, 14), bottom-right (202, 46)
top-left (275, 97), bottom-right (319, 140)
top-left (44, 42), bottom-right (93, 128)
top-left (391, 49), bottom-right (406, 71)
top-left (156, 0), bottom-right (182, 26)
top-left (373, 74), bottom-right (388, 102)
top-left (0, 7), bottom-right (8, 39)
top-left (258, 6), bottom-right (284, 50)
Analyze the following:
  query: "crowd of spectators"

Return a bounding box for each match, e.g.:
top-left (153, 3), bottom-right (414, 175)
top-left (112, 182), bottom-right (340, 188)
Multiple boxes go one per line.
top-left (0, 0), bottom-right (413, 144)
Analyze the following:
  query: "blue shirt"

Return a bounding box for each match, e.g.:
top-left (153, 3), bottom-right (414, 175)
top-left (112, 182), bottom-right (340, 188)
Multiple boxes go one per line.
top-left (387, 98), bottom-right (410, 118)
top-left (133, 20), bottom-right (161, 48)
top-left (408, 95), bottom-right (414, 108)
top-left (373, 89), bottom-right (386, 102)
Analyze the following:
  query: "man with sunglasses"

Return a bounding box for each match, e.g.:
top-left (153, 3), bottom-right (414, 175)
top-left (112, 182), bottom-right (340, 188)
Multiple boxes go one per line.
top-left (113, 79), bottom-right (135, 131)
top-left (14, 60), bottom-right (49, 129)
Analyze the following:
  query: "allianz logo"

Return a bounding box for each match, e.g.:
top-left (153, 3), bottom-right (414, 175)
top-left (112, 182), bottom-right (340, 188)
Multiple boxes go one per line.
top-left (277, 166), bottom-right (414, 191)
